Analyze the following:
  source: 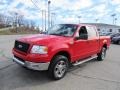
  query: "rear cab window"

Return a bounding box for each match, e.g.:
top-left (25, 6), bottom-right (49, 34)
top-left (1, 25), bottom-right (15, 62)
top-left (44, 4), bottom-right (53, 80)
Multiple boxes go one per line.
top-left (86, 26), bottom-right (98, 39)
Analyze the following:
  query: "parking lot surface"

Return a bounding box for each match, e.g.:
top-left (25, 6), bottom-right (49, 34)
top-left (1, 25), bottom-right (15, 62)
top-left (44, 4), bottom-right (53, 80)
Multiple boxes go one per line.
top-left (0, 35), bottom-right (120, 90)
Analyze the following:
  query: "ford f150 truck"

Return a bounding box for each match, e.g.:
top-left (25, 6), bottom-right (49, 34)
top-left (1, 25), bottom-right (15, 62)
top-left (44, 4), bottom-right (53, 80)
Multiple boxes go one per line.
top-left (12, 24), bottom-right (110, 80)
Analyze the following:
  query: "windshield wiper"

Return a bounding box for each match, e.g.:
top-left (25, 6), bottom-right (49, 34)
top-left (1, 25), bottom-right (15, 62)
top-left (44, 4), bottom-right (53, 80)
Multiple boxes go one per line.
top-left (49, 33), bottom-right (63, 36)
top-left (49, 33), bottom-right (69, 37)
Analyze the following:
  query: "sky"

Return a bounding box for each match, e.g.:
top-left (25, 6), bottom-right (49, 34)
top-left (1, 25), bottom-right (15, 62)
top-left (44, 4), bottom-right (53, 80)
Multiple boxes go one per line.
top-left (0, 0), bottom-right (120, 28)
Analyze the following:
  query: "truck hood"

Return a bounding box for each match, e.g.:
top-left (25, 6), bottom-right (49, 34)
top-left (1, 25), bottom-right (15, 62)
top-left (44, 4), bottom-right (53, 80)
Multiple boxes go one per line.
top-left (18, 34), bottom-right (71, 45)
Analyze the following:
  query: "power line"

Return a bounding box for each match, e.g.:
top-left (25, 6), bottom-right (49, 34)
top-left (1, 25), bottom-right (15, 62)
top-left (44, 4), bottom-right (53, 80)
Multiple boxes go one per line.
top-left (31, 0), bottom-right (41, 11)
top-left (111, 14), bottom-right (116, 25)
top-left (31, 0), bottom-right (47, 31)
top-left (48, 0), bottom-right (51, 29)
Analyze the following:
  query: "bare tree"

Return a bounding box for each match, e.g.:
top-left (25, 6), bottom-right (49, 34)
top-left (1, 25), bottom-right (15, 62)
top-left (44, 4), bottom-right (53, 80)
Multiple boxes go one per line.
top-left (30, 20), bottom-right (35, 30)
top-left (0, 14), bottom-right (6, 28)
top-left (0, 11), bottom-right (37, 32)
top-left (18, 15), bottom-right (24, 27)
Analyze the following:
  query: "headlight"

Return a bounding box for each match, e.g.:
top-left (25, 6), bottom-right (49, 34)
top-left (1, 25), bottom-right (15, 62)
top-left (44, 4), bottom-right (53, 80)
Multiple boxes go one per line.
top-left (31, 45), bottom-right (48, 54)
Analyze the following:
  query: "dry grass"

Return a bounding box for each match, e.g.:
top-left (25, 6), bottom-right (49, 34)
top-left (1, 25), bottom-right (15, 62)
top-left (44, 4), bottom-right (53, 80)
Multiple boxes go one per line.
top-left (0, 27), bottom-right (40, 35)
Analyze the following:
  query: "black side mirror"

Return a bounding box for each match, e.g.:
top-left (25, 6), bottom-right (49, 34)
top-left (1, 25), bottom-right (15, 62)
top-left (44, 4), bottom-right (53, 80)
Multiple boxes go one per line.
top-left (75, 34), bottom-right (88, 40)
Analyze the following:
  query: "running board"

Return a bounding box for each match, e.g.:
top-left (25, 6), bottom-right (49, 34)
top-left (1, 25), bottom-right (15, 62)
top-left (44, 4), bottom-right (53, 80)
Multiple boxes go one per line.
top-left (73, 55), bottom-right (97, 66)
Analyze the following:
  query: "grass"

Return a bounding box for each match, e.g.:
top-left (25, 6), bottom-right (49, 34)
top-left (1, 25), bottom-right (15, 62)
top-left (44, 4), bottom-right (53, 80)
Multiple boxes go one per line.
top-left (0, 27), bottom-right (10, 31)
top-left (0, 27), bottom-right (40, 35)
top-left (0, 30), bottom-right (39, 35)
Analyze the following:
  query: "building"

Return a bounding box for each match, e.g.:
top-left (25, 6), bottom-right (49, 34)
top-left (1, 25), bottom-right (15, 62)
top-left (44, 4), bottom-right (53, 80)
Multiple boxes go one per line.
top-left (82, 23), bottom-right (120, 35)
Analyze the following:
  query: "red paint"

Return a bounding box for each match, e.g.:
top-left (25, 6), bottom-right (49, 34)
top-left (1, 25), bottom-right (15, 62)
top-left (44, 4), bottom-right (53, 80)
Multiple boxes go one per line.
top-left (12, 24), bottom-right (110, 63)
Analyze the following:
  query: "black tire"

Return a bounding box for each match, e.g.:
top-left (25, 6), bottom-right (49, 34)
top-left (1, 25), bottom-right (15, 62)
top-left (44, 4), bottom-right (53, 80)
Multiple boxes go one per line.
top-left (118, 40), bottom-right (120, 45)
top-left (97, 47), bottom-right (107, 61)
top-left (111, 41), bottom-right (114, 44)
top-left (48, 55), bottom-right (69, 80)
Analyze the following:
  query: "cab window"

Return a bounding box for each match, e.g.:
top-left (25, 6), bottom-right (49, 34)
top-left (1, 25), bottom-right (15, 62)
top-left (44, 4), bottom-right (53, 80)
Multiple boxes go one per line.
top-left (86, 26), bottom-right (97, 38)
top-left (76, 26), bottom-right (88, 40)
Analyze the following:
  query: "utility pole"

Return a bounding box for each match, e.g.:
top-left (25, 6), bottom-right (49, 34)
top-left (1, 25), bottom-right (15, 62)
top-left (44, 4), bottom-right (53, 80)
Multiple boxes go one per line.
top-left (42, 10), bottom-right (47, 31)
top-left (111, 14), bottom-right (116, 25)
top-left (51, 13), bottom-right (55, 26)
top-left (31, 0), bottom-right (47, 31)
top-left (50, 13), bottom-right (52, 27)
top-left (115, 18), bottom-right (117, 25)
top-left (78, 16), bottom-right (81, 24)
top-left (95, 19), bottom-right (99, 23)
top-left (44, 10), bottom-right (46, 31)
top-left (48, 0), bottom-right (51, 29)
top-left (42, 10), bottom-right (44, 31)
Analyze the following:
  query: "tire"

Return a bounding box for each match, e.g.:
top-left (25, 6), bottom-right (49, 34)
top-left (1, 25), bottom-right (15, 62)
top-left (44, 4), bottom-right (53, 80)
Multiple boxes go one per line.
top-left (111, 41), bottom-right (114, 44)
top-left (48, 55), bottom-right (69, 80)
top-left (97, 47), bottom-right (107, 61)
top-left (118, 40), bottom-right (120, 45)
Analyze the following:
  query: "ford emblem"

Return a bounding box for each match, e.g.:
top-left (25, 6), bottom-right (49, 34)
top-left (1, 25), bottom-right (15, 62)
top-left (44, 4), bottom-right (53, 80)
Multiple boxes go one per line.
top-left (18, 45), bottom-right (23, 48)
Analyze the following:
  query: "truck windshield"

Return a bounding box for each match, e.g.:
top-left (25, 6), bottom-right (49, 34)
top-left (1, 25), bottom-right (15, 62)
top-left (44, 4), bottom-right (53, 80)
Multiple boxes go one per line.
top-left (47, 24), bottom-right (78, 37)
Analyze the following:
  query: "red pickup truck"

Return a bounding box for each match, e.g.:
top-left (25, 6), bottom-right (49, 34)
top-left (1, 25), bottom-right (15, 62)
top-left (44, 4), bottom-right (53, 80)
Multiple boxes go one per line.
top-left (12, 24), bottom-right (110, 80)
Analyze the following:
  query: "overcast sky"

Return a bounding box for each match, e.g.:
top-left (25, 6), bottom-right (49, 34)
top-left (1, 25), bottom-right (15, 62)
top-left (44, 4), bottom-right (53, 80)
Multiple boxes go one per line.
top-left (0, 0), bottom-right (120, 27)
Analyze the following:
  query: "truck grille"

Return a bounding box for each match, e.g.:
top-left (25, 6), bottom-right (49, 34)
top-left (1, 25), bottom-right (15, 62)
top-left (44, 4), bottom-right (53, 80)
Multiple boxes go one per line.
top-left (14, 40), bottom-right (30, 53)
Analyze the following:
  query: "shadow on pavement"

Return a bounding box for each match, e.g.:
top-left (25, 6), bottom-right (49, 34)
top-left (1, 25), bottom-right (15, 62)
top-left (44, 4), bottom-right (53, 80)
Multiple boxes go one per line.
top-left (0, 64), bottom-right (53, 90)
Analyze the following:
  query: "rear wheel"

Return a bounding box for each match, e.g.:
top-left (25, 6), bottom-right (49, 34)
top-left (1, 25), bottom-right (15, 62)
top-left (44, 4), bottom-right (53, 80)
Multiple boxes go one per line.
top-left (118, 40), bottom-right (120, 45)
top-left (48, 55), bottom-right (69, 80)
top-left (97, 47), bottom-right (107, 61)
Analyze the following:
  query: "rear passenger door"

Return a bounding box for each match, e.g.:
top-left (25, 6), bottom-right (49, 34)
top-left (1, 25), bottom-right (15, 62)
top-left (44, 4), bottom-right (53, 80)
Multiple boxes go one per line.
top-left (86, 26), bottom-right (99, 55)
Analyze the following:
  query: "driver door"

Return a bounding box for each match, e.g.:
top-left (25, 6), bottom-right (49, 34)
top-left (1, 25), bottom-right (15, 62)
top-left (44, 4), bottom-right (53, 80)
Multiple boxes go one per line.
top-left (72, 26), bottom-right (90, 61)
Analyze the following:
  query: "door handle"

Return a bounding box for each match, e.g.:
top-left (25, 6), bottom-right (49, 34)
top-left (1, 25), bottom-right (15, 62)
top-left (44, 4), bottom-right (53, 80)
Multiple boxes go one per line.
top-left (96, 40), bottom-right (99, 42)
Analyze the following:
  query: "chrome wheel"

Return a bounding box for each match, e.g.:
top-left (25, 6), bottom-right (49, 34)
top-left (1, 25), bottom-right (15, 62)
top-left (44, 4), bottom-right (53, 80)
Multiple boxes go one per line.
top-left (54, 60), bottom-right (67, 78)
top-left (101, 48), bottom-right (106, 60)
top-left (118, 41), bottom-right (120, 45)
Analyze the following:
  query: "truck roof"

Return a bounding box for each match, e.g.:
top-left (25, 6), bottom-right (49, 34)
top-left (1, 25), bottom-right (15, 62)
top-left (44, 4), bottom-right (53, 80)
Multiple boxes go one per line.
top-left (59, 23), bottom-right (96, 27)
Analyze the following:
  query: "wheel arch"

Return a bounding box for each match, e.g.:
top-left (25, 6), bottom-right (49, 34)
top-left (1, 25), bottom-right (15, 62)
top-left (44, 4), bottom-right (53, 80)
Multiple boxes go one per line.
top-left (50, 50), bottom-right (71, 64)
top-left (103, 44), bottom-right (107, 49)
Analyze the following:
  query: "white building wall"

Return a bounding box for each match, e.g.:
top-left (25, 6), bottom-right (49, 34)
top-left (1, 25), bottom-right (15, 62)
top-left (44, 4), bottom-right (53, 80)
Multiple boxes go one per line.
top-left (83, 23), bottom-right (120, 35)
top-left (97, 25), bottom-right (120, 35)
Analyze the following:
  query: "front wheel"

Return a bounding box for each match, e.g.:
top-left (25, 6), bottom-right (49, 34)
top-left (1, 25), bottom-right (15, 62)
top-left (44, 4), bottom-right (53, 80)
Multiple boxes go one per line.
top-left (48, 55), bottom-right (69, 80)
top-left (97, 47), bottom-right (107, 61)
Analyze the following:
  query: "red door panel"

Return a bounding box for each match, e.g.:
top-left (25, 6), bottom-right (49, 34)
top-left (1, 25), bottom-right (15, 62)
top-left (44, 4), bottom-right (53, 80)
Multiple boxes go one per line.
top-left (72, 39), bottom-right (90, 62)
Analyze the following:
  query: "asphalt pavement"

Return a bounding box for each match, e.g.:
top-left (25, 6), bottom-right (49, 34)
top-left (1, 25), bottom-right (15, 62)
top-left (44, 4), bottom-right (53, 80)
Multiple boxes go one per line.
top-left (0, 35), bottom-right (120, 90)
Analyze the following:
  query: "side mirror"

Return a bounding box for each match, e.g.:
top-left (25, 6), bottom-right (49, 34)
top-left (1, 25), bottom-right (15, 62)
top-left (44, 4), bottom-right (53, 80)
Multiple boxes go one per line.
top-left (75, 36), bottom-right (80, 40)
top-left (75, 34), bottom-right (88, 40)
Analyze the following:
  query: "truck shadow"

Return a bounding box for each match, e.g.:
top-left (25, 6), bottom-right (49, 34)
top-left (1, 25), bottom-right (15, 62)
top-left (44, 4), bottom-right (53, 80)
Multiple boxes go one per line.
top-left (68, 59), bottom-right (98, 72)
top-left (1, 64), bottom-right (53, 90)
top-left (16, 65), bottom-right (52, 81)
top-left (2, 59), bottom-right (99, 90)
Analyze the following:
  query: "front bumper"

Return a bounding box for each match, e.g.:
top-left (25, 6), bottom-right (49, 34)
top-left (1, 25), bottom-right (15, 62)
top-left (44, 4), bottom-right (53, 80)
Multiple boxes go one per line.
top-left (13, 56), bottom-right (50, 71)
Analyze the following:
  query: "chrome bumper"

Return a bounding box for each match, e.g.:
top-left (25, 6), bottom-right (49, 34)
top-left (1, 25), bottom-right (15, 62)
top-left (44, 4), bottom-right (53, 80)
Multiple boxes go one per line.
top-left (13, 56), bottom-right (50, 71)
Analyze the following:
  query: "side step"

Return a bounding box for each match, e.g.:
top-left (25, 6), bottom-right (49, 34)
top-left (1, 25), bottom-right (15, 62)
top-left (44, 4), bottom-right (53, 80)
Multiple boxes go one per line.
top-left (73, 55), bottom-right (97, 66)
